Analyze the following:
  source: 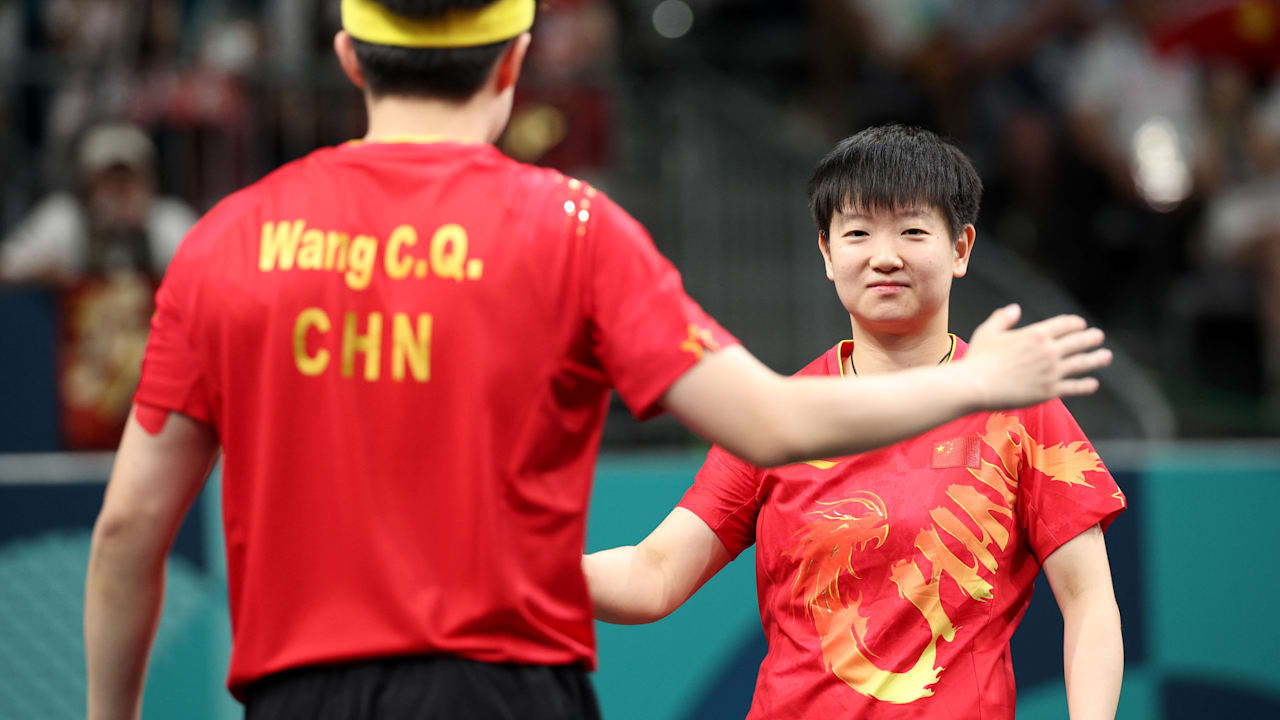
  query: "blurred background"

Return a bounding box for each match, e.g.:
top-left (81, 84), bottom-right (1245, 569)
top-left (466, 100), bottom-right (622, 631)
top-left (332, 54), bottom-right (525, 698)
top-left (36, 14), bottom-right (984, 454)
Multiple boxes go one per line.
top-left (0, 0), bottom-right (1277, 718)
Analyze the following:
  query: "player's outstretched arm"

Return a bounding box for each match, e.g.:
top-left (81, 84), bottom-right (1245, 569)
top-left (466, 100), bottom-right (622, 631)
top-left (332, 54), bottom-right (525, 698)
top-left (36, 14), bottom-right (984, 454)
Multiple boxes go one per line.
top-left (663, 304), bottom-right (1112, 468)
top-left (1043, 525), bottom-right (1123, 720)
top-left (583, 507), bottom-right (731, 624)
top-left (85, 406), bottom-right (218, 720)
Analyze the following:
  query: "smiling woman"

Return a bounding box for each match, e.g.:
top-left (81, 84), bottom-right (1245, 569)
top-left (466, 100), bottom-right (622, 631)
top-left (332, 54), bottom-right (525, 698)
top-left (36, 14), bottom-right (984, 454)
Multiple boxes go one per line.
top-left (813, 127), bottom-right (980, 356)
top-left (585, 124), bottom-right (1125, 720)
top-left (820, 201), bottom-right (973, 346)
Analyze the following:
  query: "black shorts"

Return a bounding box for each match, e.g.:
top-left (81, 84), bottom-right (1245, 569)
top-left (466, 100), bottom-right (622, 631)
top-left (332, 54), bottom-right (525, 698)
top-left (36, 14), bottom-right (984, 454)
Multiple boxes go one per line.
top-left (243, 655), bottom-right (601, 720)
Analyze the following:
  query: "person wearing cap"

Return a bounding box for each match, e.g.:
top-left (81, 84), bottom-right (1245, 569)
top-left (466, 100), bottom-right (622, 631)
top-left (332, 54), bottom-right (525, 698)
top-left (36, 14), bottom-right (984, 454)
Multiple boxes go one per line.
top-left (83, 2), bottom-right (1112, 718)
top-left (0, 123), bottom-right (196, 283)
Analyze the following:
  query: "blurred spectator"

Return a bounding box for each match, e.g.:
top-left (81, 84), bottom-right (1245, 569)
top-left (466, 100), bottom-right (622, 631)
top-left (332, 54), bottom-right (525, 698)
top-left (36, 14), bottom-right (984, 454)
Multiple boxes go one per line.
top-left (500, 0), bottom-right (618, 177)
top-left (0, 123), bottom-right (196, 283)
top-left (1200, 79), bottom-right (1280, 404)
top-left (58, 270), bottom-right (156, 449)
top-left (1066, 0), bottom-right (1205, 209)
top-left (1058, 0), bottom-right (1206, 337)
top-left (935, 0), bottom-right (1087, 172)
top-left (934, 0), bottom-right (1091, 264)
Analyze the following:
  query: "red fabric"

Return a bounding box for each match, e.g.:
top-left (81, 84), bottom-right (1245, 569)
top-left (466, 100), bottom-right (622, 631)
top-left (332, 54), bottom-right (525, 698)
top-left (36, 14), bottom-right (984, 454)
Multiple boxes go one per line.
top-left (1151, 0), bottom-right (1280, 73)
top-left (678, 339), bottom-right (1125, 720)
top-left (134, 140), bottom-right (735, 698)
top-left (133, 403), bottom-right (170, 435)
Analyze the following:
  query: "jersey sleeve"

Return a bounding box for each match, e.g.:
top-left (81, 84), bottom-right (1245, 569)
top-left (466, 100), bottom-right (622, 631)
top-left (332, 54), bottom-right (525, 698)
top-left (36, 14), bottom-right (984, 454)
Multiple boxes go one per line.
top-left (133, 230), bottom-right (217, 427)
top-left (583, 191), bottom-right (738, 420)
top-left (1017, 400), bottom-right (1126, 563)
top-left (677, 445), bottom-right (763, 558)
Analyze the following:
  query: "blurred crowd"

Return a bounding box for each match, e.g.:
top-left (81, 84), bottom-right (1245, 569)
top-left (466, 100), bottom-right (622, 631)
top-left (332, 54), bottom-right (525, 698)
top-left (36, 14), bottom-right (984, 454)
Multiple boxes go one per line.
top-left (806, 0), bottom-right (1280, 431)
top-left (1, 0), bottom-right (1277, 448)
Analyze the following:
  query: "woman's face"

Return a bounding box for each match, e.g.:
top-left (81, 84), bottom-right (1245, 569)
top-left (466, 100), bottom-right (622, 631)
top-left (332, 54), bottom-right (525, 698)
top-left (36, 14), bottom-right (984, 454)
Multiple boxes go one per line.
top-left (819, 204), bottom-right (973, 336)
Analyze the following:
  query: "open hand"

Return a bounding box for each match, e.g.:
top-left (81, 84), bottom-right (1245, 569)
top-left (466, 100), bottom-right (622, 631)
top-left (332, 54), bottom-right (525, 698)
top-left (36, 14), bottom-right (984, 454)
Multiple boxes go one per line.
top-left (962, 304), bottom-right (1112, 410)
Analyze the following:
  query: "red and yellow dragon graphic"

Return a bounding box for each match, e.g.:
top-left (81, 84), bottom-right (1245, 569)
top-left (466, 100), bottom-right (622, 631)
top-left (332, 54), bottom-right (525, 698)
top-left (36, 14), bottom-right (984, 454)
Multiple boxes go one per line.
top-left (783, 413), bottom-right (1105, 703)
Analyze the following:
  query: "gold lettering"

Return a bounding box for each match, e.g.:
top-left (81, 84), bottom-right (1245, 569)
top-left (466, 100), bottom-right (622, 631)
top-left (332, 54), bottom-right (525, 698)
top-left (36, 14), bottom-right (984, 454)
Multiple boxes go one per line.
top-left (945, 485), bottom-right (1012, 552)
top-left (385, 225), bottom-right (417, 280)
top-left (430, 224), bottom-right (468, 281)
top-left (346, 235), bottom-right (377, 290)
top-left (259, 220), bottom-right (305, 271)
top-left (297, 229), bottom-right (325, 270)
top-left (914, 526), bottom-right (993, 601)
top-left (391, 313), bottom-right (432, 382)
top-left (967, 461), bottom-right (1018, 507)
top-left (325, 231), bottom-right (349, 271)
top-left (342, 312), bottom-right (382, 381)
top-left (984, 413), bottom-right (1026, 480)
top-left (292, 308), bottom-right (330, 375)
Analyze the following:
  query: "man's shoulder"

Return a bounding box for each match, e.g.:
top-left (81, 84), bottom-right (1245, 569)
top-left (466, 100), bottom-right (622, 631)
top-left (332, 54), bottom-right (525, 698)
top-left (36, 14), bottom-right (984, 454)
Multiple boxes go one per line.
top-left (177, 150), bottom-right (328, 253)
top-left (515, 164), bottom-right (617, 213)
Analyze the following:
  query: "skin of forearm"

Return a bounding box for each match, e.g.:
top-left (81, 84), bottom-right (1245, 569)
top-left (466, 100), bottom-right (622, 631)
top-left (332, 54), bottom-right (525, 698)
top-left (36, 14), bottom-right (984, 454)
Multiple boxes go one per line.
top-left (761, 363), bottom-right (979, 466)
top-left (84, 518), bottom-right (171, 720)
top-left (583, 545), bottom-right (672, 624)
top-left (664, 346), bottom-right (986, 468)
top-left (1061, 587), bottom-right (1123, 720)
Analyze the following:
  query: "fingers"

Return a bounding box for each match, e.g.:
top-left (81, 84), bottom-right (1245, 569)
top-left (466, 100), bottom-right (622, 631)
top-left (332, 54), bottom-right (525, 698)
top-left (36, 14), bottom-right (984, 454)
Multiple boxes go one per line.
top-left (1002, 303), bottom-right (1022, 326)
top-left (975, 303), bottom-right (1022, 335)
top-left (1059, 348), bottom-right (1113, 378)
top-left (1055, 376), bottom-right (1101, 397)
top-left (1052, 327), bottom-right (1106, 357)
top-left (1023, 313), bottom-right (1088, 340)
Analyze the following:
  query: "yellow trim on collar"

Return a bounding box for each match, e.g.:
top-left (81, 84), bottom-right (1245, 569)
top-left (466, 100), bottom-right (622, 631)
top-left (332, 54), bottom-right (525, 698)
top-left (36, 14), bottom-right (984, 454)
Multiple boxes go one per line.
top-left (837, 334), bottom-right (957, 377)
top-left (941, 333), bottom-right (958, 365)
top-left (346, 134), bottom-right (475, 146)
top-left (837, 340), bottom-right (854, 379)
top-left (342, 0), bottom-right (534, 49)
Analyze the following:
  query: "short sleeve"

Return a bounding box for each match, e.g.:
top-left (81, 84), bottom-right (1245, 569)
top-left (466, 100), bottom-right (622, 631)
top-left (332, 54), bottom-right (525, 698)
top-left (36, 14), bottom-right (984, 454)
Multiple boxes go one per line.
top-left (677, 445), bottom-right (763, 558)
top-left (584, 192), bottom-right (738, 420)
top-left (1017, 400), bottom-right (1126, 563)
top-left (133, 239), bottom-right (216, 426)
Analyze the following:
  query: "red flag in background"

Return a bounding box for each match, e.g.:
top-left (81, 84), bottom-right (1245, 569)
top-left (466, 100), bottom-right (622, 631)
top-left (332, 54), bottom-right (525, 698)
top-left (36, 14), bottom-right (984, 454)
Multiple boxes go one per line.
top-left (1152, 0), bottom-right (1280, 74)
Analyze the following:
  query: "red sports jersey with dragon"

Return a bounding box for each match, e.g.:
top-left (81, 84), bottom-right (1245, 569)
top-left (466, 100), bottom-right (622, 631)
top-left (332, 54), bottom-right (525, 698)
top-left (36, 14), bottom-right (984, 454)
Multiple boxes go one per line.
top-left (679, 338), bottom-right (1125, 720)
top-left (134, 139), bottom-right (736, 697)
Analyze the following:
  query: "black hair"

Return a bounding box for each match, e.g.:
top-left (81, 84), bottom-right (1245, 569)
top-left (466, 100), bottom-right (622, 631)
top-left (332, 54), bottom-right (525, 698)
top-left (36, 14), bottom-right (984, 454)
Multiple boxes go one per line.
top-left (352, 0), bottom-right (520, 101)
top-left (807, 124), bottom-right (982, 241)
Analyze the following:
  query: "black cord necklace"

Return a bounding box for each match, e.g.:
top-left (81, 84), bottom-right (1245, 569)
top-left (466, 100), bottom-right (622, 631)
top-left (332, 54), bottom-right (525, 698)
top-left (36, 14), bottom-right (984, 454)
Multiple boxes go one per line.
top-left (849, 341), bottom-right (955, 376)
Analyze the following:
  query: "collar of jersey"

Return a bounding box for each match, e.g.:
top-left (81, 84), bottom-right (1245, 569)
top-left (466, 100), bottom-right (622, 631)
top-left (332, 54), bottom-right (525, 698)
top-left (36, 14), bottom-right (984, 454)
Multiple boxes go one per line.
top-left (836, 333), bottom-right (959, 378)
top-left (345, 134), bottom-right (479, 146)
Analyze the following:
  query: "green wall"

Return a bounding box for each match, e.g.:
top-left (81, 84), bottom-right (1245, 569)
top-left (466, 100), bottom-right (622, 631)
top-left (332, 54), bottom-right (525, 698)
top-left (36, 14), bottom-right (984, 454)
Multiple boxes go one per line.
top-left (1, 444), bottom-right (1277, 718)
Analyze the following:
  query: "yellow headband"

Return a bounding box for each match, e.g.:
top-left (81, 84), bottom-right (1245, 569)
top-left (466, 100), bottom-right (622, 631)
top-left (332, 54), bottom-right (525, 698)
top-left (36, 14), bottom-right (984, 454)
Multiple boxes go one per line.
top-left (342, 0), bottom-right (535, 49)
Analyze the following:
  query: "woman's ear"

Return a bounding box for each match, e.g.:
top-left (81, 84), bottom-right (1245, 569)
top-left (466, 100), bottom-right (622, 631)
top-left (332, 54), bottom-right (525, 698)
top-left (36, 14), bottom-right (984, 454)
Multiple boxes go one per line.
top-left (953, 224), bottom-right (976, 278)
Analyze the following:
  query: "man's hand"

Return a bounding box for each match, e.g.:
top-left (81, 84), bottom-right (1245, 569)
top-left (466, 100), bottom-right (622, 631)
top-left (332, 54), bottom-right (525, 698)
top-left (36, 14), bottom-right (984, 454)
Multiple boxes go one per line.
top-left (963, 304), bottom-right (1112, 410)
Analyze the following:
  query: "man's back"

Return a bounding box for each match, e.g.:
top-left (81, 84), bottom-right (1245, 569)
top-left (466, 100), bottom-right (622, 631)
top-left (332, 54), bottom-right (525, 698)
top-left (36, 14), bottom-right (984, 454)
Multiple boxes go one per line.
top-left (138, 138), bottom-right (732, 695)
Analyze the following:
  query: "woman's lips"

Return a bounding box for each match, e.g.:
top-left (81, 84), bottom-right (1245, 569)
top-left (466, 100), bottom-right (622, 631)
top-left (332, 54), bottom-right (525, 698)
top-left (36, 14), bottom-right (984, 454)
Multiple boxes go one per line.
top-left (867, 282), bottom-right (907, 295)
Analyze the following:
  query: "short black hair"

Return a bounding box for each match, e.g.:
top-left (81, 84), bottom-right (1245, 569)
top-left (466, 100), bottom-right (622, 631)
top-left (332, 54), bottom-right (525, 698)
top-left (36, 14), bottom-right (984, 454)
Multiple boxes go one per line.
top-left (352, 0), bottom-right (520, 101)
top-left (807, 125), bottom-right (982, 241)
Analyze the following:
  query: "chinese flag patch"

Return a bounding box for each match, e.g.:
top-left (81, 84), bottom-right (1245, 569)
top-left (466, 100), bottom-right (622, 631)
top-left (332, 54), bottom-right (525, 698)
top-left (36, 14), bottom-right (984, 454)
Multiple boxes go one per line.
top-left (932, 435), bottom-right (982, 469)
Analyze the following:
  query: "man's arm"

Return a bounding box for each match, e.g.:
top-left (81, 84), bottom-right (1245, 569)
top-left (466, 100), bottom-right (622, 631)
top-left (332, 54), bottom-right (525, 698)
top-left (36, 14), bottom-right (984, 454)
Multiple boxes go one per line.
top-left (1042, 524), bottom-right (1123, 720)
top-left (583, 507), bottom-right (731, 624)
top-left (85, 407), bottom-right (219, 720)
top-left (664, 305), bottom-right (1110, 468)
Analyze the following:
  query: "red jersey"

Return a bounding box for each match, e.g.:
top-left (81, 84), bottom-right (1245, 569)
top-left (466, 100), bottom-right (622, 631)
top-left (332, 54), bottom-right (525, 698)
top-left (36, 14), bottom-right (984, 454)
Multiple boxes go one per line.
top-left (679, 338), bottom-right (1125, 720)
top-left (134, 139), bottom-right (735, 697)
